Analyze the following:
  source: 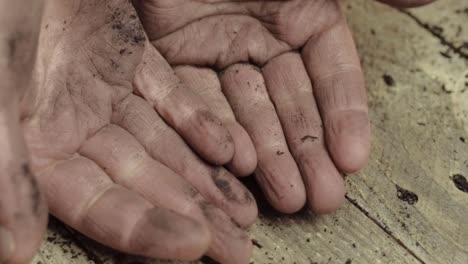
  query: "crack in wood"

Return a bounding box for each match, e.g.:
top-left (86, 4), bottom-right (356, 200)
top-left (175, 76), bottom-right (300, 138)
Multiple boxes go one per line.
top-left (345, 195), bottom-right (426, 264)
top-left (398, 9), bottom-right (468, 61)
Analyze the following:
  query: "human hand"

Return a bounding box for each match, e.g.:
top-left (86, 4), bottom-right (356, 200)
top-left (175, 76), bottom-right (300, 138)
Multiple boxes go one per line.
top-left (135, 0), bottom-right (435, 214)
top-left (22, 0), bottom-right (256, 263)
top-left (0, 1), bottom-right (48, 263)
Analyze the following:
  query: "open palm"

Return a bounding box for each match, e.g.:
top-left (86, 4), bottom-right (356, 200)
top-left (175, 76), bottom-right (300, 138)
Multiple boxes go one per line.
top-left (135, 0), bottom-right (433, 214)
top-left (23, 0), bottom-right (256, 262)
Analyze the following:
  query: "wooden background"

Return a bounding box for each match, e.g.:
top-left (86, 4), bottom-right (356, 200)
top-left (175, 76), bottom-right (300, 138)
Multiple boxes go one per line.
top-left (32, 0), bottom-right (468, 263)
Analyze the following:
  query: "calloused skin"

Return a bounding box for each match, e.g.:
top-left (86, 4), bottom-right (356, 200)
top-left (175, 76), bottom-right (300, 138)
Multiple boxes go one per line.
top-left (4, 0), bottom-right (260, 263)
top-left (134, 0), bottom-right (435, 214)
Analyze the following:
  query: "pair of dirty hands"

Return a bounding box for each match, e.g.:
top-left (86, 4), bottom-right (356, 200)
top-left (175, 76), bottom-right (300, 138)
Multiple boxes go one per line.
top-left (0, 0), bottom-right (432, 263)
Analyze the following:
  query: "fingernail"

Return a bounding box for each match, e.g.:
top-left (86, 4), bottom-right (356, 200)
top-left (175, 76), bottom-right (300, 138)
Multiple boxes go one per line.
top-left (0, 226), bottom-right (14, 263)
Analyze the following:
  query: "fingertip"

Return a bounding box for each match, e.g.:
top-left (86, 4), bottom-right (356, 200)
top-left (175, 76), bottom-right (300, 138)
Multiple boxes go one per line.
top-left (272, 189), bottom-right (307, 214)
top-left (308, 175), bottom-right (346, 214)
top-left (329, 134), bottom-right (370, 174)
top-left (130, 208), bottom-right (211, 261)
top-left (4, 212), bottom-right (48, 264)
top-left (234, 197), bottom-right (258, 229)
top-left (255, 153), bottom-right (307, 214)
top-left (325, 110), bottom-right (371, 173)
top-left (202, 205), bottom-right (253, 264)
top-left (225, 122), bottom-right (258, 177)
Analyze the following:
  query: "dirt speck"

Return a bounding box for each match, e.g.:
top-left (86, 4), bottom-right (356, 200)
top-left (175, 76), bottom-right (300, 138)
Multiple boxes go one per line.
top-left (252, 239), bottom-right (263, 249)
top-left (396, 185), bottom-right (419, 204)
top-left (110, 9), bottom-right (146, 46)
top-left (22, 163), bottom-right (41, 214)
top-left (451, 174), bottom-right (468, 193)
top-left (383, 74), bottom-right (395, 87)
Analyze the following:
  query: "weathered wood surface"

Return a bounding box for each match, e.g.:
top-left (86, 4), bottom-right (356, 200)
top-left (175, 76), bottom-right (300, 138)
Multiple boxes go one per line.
top-left (32, 0), bottom-right (468, 263)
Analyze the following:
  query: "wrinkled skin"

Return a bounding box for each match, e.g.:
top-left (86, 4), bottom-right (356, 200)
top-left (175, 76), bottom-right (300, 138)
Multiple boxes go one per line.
top-left (0, 0), bottom-right (435, 263)
top-left (18, 0), bottom-right (258, 263)
top-left (135, 0), bottom-right (435, 214)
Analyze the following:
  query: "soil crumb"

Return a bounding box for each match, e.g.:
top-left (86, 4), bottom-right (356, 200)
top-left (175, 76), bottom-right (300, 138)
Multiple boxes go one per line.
top-left (383, 74), bottom-right (395, 87)
top-left (252, 239), bottom-right (263, 249)
top-left (396, 185), bottom-right (418, 204)
top-left (451, 174), bottom-right (468, 193)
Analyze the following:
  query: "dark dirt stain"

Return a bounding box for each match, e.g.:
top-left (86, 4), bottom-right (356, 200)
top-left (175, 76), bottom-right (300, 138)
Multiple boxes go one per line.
top-left (252, 239), bottom-right (263, 249)
top-left (383, 74), bottom-right (395, 87)
top-left (451, 174), bottom-right (468, 193)
top-left (211, 169), bottom-right (236, 201)
top-left (460, 137), bottom-right (466, 143)
top-left (243, 189), bottom-right (254, 204)
top-left (195, 111), bottom-right (234, 158)
top-left (396, 185), bottom-right (419, 205)
top-left (22, 163), bottom-right (41, 214)
top-left (7, 36), bottom-right (17, 62)
top-left (110, 9), bottom-right (146, 46)
top-left (301, 135), bottom-right (319, 143)
top-left (276, 150), bottom-right (285, 156)
top-left (6, 31), bottom-right (27, 66)
top-left (345, 259), bottom-right (352, 264)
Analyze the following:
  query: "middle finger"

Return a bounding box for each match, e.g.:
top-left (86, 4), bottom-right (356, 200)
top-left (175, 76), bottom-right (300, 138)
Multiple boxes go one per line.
top-left (220, 63), bottom-right (306, 214)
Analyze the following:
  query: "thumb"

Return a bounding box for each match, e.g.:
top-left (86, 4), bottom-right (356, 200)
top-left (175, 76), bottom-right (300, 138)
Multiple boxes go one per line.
top-left (0, 98), bottom-right (48, 264)
top-left (0, 0), bottom-right (48, 263)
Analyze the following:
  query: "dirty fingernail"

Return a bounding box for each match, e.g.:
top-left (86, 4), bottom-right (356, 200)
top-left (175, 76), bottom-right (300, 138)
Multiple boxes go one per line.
top-left (0, 226), bottom-right (15, 263)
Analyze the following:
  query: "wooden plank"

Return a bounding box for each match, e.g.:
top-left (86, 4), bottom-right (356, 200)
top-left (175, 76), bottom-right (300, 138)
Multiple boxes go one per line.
top-left (32, 218), bottom-right (96, 264)
top-left (344, 0), bottom-right (468, 263)
top-left (32, 0), bottom-right (468, 263)
top-left (405, 0), bottom-right (468, 58)
top-left (33, 201), bottom-right (421, 264)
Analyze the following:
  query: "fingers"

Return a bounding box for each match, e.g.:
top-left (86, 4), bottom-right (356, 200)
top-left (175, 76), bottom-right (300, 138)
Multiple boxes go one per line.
top-left (112, 95), bottom-right (257, 228)
top-left (79, 124), bottom-right (208, 218)
top-left (201, 203), bottom-right (253, 264)
top-left (0, 100), bottom-right (47, 263)
top-left (79, 121), bottom-right (253, 262)
top-left (174, 66), bottom-right (257, 177)
top-left (302, 16), bottom-right (371, 174)
top-left (262, 52), bottom-right (345, 213)
top-left (41, 156), bottom-right (210, 261)
top-left (134, 46), bottom-right (235, 165)
top-left (220, 64), bottom-right (306, 213)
